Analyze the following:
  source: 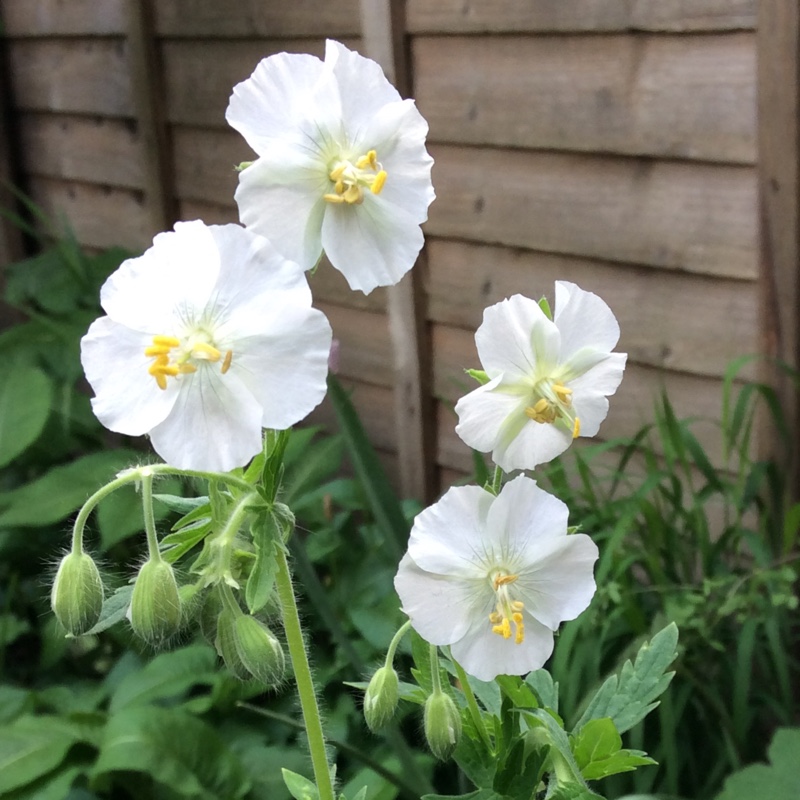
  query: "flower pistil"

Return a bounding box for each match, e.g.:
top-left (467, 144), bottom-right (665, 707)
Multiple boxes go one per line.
top-left (323, 149), bottom-right (387, 205)
top-left (524, 380), bottom-right (580, 438)
top-left (145, 334), bottom-right (233, 391)
top-left (489, 570), bottom-right (525, 645)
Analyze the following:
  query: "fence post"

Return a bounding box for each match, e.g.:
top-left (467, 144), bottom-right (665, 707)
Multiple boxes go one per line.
top-left (359, 0), bottom-right (436, 503)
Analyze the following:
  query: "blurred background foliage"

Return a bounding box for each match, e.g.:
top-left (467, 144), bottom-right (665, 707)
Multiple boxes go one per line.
top-left (0, 222), bottom-right (797, 800)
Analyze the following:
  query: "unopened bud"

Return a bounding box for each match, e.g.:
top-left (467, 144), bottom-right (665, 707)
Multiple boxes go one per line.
top-left (199, 587), bottom-right (223, 645)
top-left (129, 559), bottom-right (181, 644)
top-left (424, 691), bottom-right (462, 761)
top-left (51, 551), bottom-right (104, 635)
top-left (214, 607), bottom-right (251, 681)
top-left (363, 665), bottom-right (399, 731)
top-left (234, 614), bottom-right (285, 685)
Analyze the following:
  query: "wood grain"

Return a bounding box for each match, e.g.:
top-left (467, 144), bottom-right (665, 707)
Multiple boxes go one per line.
top-left (406, 0), bottom-right (756, 34)
top-left (424, 239), bottom-right (758, 379)
top-left (2, 0), bottom-right (127, 36)
top-left (427, 145), bottom-right (758, 280)
top-left (414, 33), bottom-right (756, 164)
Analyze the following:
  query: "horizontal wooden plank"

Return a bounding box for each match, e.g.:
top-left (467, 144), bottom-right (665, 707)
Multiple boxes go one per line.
top-left (8, 39), bottom-right (132, 117)
top-left (178, 199), bottom-right (236, 224)
top-left (154, 0), bottom-right (361, 38)
top-left (163, 38), bottom-right (357, 127)
top-left (414, 33), bottom-right (756, 164)
top-left (427, 145), bottom-right (757, 280)
top-left (18, 112), bottom-right (143, 189)
top-left (1, 0), bottom-right (127, 36)
top-left (28, 176), bottom-right (151, 251)
top-left (406, 0), bottom-right (756, 33)
top-left (425, 239), bottom-right (758, 379)
top-left (173, 127), bottom-right (247, 203)
top-left (432, 322), bottom-right (732, 469)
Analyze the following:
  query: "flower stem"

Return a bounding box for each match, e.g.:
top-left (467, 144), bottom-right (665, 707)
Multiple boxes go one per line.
top-left (384, 619), bottom-right (412, 668)
top-left (429, 644), bottom-right (443, 695)
top-left (275, 546), bottom-right (334, 800)
top-left (140, 471), bottom-right (161, 563)
top-left (452, 657), bottom-right (493, 754)
top-left (487, 465), bottom-right (504, 496)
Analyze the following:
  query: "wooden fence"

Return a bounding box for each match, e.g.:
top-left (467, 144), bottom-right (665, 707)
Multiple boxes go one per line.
top-left (1, 0), bottom-right (796, 502)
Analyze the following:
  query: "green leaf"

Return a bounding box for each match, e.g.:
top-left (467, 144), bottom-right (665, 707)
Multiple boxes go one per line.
top-left (2, 765), bottom-right (83, 800)
top-left (160, 517), bottom-right (214, 563)
top-left (547, 785), bottom-right (604, 800)
top-left (0, 716), bottom-right (81, 794)
top-left (282, 768), bottom-right (320, 800)
top-left (423, 791), bottom-right (506, 800)
top-left (0, 613), bottom-right (31, 647)
top-left (0, 363), bottom-right (52, 467)
top-left (246, 512), bottom-right (279, 614)
top-left (0, 450), bottom-right (141, 528)
top-left (714, 727), bottom-right (800, 800)
top-left (526, 669), bottom-right (559, 712)
top-left (84, 585), bottom-right (133, 635)
top-left (574, 623), bottom-right (679, 734)
top-left (92, 706), bottom-right (250, 799)
top-left (572, 718), bottom-right (655, 781)
top-left (155, 493), bottom-right (209, 516)
top-left (0, 686), bottom-right (31, 724)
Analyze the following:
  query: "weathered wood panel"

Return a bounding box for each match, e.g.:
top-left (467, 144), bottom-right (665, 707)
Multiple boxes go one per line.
top-left (407, 0), bottom-right (756, 34)
top-left (154, 0), bottom-right (360, 38)
top-left (427, 145), bottom-right (758, 280)
top-left (2, 0), bottom-right (127, 36)
top-left (432, 323), bottom-right (730, 470)
top-left (8, 39), bottom-right (132, 117)
top-left (18, 113), bottom-right (142, 189)
top-left (28, 177), bottom-right (150, 251)
top-left (425, 239), bottom-right (758, 379)
top-left (172, 127), bottom-right (248, 203)
top-left (162, 39), bottom-right (357, 127)
top-left (415, 33), bottom-right (756, 164)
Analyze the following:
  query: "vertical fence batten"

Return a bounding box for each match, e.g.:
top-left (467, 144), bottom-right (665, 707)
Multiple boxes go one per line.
top-left (126, 0), bottom-right (177, 237)
top-left (757, 0), bottom-right (800, 487)
top-left (358, 0), bottom-right (436, 502)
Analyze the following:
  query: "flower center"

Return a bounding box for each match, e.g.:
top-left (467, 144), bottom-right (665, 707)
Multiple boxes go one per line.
top-left (524, 380), bottom-right (580, 438)
top-left (144, 333), bottom-right (233, 391)
top-left (488, 570), bottom-right (525, 645)
top-left (323, 149), bottom-right (387, 206)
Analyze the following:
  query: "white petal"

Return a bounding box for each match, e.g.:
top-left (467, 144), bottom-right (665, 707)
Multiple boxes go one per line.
top-left (235, 154), bottom-right (329, 271)
top-left (82, 316), bottom-right (177, 435)
top-left (394, 554), bottom-right (479, 645)
top-left (454, 377), bottom-right (526, 453)
top-left (325, 40), bottom-right (401, 135)
top-left (494, 413), bottom-right (573, 472)
top-left (570, 352), bottom-right (627, 437)
top-left (476, 295), bottom-right (558, 382)
top-left (148, 366), bottom-right (263, 472)
top-left (100, 221), bottom-right (219, 332)
top-left (226, 51), bottom-right (338, 154)
top-left (320, 195), bottom-right (424, 293)
top-left (229, 306), bottom-right (332, 430)
top-left (515, 533), bottom-right (599, 629)
top-left (407, 485), bottom-right (494, 576)
top-left (450, 614), bottom-right (555, 681)
top-left (554, 281), bottom-right (621, 361)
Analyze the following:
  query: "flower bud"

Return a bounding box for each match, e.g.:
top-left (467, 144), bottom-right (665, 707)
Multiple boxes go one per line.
top-left (423, 691), bottom-right (462, 761)
top-left (129, 559), bottom-right (181, 645)
top-left (363, 665), bottom-right (399, 731)
top-left (199, 587), bottom-right (223, 645)
top-left (214, 607), bottom-right (251, 681)
top-left (51, 551), bottom-right (104, 635)
top-left (234, 614), bottom-right (285, 685)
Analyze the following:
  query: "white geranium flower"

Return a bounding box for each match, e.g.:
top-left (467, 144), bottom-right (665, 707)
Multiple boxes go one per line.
top-left (81, 220), bottom-right (332, 472)
top-left (394, 476), bottom-right (598, 681)
top-left (455, 283), bottom-right (627, 471)
top-left (226, 39), bottom-right (435, 295)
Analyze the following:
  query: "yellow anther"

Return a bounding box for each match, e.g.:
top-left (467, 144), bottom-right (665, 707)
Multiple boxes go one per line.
top-left (323, 193), bottom-right (346, 204)
top-left (178, 363), bottom-right (197, 374)
top-left (371, 170), bottom-right (387, 194)
top-left (554, 383), bottom-right (573, 404)
top-left (515, 623), bottom-right (525, 645)
top-left (329, 164), bottom-right (346, 181)
top-left (221, 350), bottom-right (233, 374)
top-left (334, 179), bottom-right (345, 194)
top-left (343, 184), bottom-right (363, 204)
top-left (493, 573), bottom-right (518, 589)
top-left (144, 345), bottom-right (172, 357)
top-left (149, 364), bottom-right (179, 377)
top-left (155, 374), bottom-right (167, 391)
top-left (191, 342), bottom-right (221, 361)
top-left (512, 612), bottom-right (523, 624)
top-left (491, 618), bottom-right (511, 639)
top-left (573, 417), bottom-right (581, 438)
top-left (525, 398), bottom-right (556, 424)
top-left (153, 335), bottom-right (180, 347)
top-left (489, 611), bottom-right (502, 624)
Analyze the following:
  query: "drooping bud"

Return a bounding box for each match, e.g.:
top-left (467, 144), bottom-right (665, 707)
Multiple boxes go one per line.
top-left (199, 587), bottom-right (223, 645)
top-left (51, 551), bottom-right (104, 635)
top-left (234, 614), bottom-right (285, 685)
top-left (214, 606), bottom-right (251, 681)
top-left (363, 665), bottom-right (400, 731)
top-left (129, 559), bottom-right (181, 645)
top-left (423, 691), bottom-right (462, 761)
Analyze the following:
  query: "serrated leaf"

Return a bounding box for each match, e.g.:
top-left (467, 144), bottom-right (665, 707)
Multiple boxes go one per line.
top-left (572, 718), bottom-right (654, 781)
top-left (155, 493), bottom-right (209, 516)
top-left (84, 585), bottom-right (133, 635)
top-left (160, 518), bottom-right (213, 563)
top-left (282, 768), bottom-right (319, 800)
top-left (0, 363), bottom-right (52, 467)
top-left (574, 623), bottom-right (679, 734)
top-left (526, 669), bottom-right (559, 712)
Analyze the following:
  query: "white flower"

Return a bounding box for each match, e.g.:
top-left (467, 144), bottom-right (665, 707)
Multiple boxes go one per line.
top-left (455, 283), bottom-right (627, 471)
top-left (226, 39), bottom-right (435, 295)
top-left (81, 220), bottom-right (332, 472)
top-left (394, 476), bottom-right (598, 681)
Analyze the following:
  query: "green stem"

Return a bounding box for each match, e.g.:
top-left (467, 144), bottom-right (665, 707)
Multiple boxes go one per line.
top-left (487, 465), bottom-right (504, 496)
top-left (140, 471), bottom-right (161, 563)
top-left (275, 547), bottom-right (335, 800)
top-left (429, 644), bottom-right (442, 695)
top-left (384, 619), bottom-right (412, 668)
top-left (452, 657), bottom-right (493, 753)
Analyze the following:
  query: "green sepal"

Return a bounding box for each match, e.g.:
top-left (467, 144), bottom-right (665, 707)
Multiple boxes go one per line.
top-left (282, 768), bottom-right (320, 800)
top-left (538, 296), bottom-right (553, 320)
top-left (465, 368), bottom-right (490, 386)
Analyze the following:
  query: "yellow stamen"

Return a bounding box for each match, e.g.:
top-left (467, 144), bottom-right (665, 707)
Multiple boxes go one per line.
top-left (155, 374), bottom-right (167, 391)
top-left (329, 164), bottom-right (347, 181)
top-left (178, 363), bottom-right (197, 374)
top-left (221, 350), bottom-right (233, 374)
top-left (573, 417), bottom-right (581, 438)
top-left (343, 184), bottom-right (363, 204)
top-left (554, 383), bottom-right (573, 404)
top-left (494, 573), bottom-right (518, 589)
top-left (144, 345), bottom-right (172, 356)
top-left (489, 571), bottom-right (525, 644)
top-left (323, 193), bottom-right (346, 204)
top-left (324, 150), bottom-right (386, 206)
top-left (191, 342), bottom-right (221, 361)
top-left (371, 170), bottom-right (387, 194)
top-left (149, 364), bottom-right (179, 377)
top-left (152, 335), bottom-right (180, 347)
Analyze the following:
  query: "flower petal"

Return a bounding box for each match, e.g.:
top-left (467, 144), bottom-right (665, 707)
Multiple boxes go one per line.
top-left (455, 376), bottom-right (527, 453)
top-left (494, 412), bottom-right (573, 472)
top-left (570, 352), bottom-right (627, 437)
top-left (554, 281), bottom-right (621, 361)
top-left (82, 316), bottom-right (178, 435)
top-left (148, 366), bottom-right (263, 472)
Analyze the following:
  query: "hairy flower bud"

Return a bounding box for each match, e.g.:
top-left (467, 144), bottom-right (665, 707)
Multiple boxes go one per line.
top-left (234, 614), bottom-right (285, 685)
top-left (363, 665), bottom-right (399, 731)
top-left (423, 691), bottom-right (462, 761)
top-left (199, 587), bottom-right (223, 645)
top-left (214, 607), bottom-right (251, 681)
top-left (129, 559), bottom-right (181, 645)
top-left (51, 551), bottom-right (104, 635)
